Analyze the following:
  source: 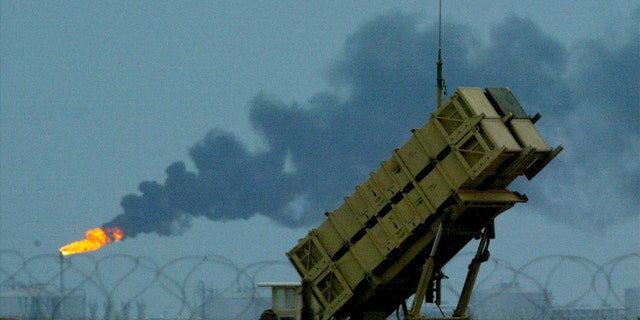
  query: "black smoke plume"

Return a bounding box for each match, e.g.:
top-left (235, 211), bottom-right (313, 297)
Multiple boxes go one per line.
top-left (103, 10), bottom-right (639, 237)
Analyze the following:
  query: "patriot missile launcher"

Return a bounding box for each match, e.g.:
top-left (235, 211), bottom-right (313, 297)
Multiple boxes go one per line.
top-left (287, 87), bottom-right (562, 320)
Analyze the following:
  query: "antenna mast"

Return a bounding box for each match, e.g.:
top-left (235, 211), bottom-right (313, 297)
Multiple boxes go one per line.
top-left (436, 0), bottom-right (446, 108)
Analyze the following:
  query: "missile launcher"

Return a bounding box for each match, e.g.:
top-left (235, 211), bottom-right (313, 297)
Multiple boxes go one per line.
top-left (287, 87), bottom-right (562, 320)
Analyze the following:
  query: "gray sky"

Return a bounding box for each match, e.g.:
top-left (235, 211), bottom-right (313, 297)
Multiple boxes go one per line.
top-left (1, 0), bottom-right (638, 316)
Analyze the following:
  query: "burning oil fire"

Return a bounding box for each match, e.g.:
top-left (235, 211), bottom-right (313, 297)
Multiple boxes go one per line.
top-left (59, 227), bottom-right (124, 256)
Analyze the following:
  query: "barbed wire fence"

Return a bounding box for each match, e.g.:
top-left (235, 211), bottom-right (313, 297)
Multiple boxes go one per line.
top-left (435, 251), bottom-right (640, 319)
top-left (1, 249), bottom-right (638, 320)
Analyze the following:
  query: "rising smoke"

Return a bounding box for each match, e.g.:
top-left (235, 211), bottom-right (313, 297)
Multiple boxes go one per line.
top-left (103, 11), bottom-right (639, 237)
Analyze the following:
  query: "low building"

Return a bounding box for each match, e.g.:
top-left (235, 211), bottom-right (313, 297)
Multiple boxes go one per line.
top-left (551, 307), bottom-right (626, 320)
top-left (198, 285), bottom-right (270, 320)
top-left (258, 282), bottom-right (322, 320)
top-left (469, 284), bottom-right (552, 320)
top-left (0, 284), bottom-right (85, 320)
top-left (626, 287), bottom-right (640, 320)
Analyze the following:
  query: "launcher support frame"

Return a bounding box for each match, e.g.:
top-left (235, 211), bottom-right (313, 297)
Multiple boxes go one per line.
top-left (408, 223), bottom-right (444, 319)
top-left (451, 221), bottom-right (493, 318)
top-left (408, 221), bottom-right (494, 320)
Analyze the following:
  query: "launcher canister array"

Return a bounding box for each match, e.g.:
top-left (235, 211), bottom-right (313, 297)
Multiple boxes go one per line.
top-left (287, 87), bottom-right (562, 319)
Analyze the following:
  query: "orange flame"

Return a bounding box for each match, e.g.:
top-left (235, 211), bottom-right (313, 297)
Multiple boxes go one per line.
top-left (59, 227), bottom-right (125, 256)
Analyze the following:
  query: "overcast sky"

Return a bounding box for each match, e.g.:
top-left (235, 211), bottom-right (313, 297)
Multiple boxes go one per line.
top-left (1, 1), bottom-right (638, 316)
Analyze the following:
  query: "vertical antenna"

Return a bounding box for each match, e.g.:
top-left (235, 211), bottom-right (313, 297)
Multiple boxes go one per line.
top-left (436, 0), bottom-right (446, 108)
top-left (59, 252), bottom-right (65, 319)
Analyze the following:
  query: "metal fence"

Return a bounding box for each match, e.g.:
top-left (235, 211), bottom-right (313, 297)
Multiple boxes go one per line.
top-left (1, 250), bottom-right (638, 320)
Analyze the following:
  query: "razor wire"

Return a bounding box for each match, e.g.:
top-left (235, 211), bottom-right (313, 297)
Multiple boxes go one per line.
top-left (0, 250), bottom-right (638, 320)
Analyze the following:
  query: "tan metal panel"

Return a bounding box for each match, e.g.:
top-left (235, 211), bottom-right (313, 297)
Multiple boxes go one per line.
top-left (509, 119), bottom-right (551, 151)
top-left (374, 218), bottom-right (442, 286)
top-left (479, 119), bottom-right (522, 152)
top-left (357, 179), bottom-right (388, 215)
top-left (456, 87), bottom-right (500, 118)
top-left (393, 135), bottom-right (434, 178)
top-left (335, 251), bottom-right (367, 290)
top-left (313, 223), bottom-right (347, 259)
top-left (432, 87), bottom-right (499, 145)
top-left (370, 158), bottom-right (410, 201)
top-left (447, 190), bottom-right (526, 224)
top-left (367, 222), bottom-right (397, 255)
top-left (402, 186), bottom-right (436, 221)
top-left (393, 197), bottom-right (428, 228)
top-left (413, 120), bottom-right (449, 159)
top-left (326, 203), bottom-right (363, 243)
top-left (455, 190), bottom-right (527, 204)
top-left (378, 210), bottom-right (412, 245)
top-left (344, 192), bottom-right (375, 225)
top-left (350, 232), bottom-right (387, 273)
top-left (452, 123), bottom-right (522, 180)
top-left (438, 151), bottom-right (478, 188)
top-left (311, 267), bottom-right (353, 316)
top-left (432, 94), bottom-right (472, 137)
top-left (288, 234), bottom-right (331, 281)
top-left (416, 167), bottom-right (455, 209)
